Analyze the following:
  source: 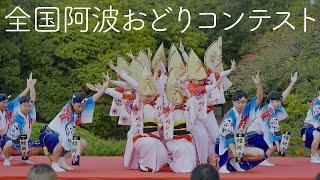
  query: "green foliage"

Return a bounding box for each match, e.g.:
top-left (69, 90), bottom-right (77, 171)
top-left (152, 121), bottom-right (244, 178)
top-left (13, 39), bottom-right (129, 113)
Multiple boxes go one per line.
top-left (281, 95), bottom-right (310, 156)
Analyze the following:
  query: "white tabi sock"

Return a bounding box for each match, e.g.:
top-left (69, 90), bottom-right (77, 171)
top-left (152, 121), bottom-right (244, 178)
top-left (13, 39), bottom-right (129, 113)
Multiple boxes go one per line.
top-left (3, 158), bottom-right (11, 166)
top-left (219, 164), bottom-right (230, 174)
top-left (51, 162), bottom-right (66, 172)
top-left (58, 157), bottom-right (74, 170)
top-left (229, 158), bottom-right (245, 172)
top-left (259, 159), bottom-right (275, 166)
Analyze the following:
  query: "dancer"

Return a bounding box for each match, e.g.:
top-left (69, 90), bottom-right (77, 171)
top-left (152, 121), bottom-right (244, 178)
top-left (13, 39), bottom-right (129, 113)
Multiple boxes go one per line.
top-left (218, 71), bottom-right (264, 173)
top-left (246, 72), bottom-right (298, 166)
top-left (39, 75), bottom-right (109, 172)
top-left (123, 66), bottom-right (168, 172)
top-left (2, 73), bottom-right (41, 166)
top-left (162, 68), bottom-right (196, 173)
top-left (301, 86), bottom-right (320, 163)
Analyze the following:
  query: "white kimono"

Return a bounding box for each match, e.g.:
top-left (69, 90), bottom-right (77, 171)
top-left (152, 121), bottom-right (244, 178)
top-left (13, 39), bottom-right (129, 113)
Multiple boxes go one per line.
top-left (48, 97), bottom-right (95, 151)
top-left (162, 105), bottom-right (196, 173)
top-left (123, 96), bottom-right (168, 173)
top-left (206, 69), bottom-right (232, 105)
top-left (183, 82), bottom-right (216, 164)
top-left (105, 87), bottom-right (135, 126)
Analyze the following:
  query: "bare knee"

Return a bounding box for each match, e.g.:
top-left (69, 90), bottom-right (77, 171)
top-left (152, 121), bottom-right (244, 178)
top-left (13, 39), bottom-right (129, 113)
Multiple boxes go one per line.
top-left (52, 142), bottom-right (63, 162)
top-left (3, 141), bottom-right (13, 157)
top-left (256, 149), bottom-right (265, 160)
top-left (4, 141), bottom-right (13, 151)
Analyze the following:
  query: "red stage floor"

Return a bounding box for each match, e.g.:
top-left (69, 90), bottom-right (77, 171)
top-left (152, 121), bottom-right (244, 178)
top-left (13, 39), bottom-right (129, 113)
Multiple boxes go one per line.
top-left (0, 156), bottom-right (318, 180)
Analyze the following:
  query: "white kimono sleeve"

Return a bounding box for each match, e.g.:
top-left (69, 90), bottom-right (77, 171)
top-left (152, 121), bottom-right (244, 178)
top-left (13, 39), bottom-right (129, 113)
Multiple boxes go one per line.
top-left (110, 80), bottom-right (126, 88)
top-left (119, 72), bottom-right (139, 91)
top-left (105, 88), bottom-right (123, 99)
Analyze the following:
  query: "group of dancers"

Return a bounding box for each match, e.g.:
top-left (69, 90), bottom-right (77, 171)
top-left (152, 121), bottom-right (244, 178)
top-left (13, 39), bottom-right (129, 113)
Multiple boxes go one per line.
top-left (0, 37), bottom-right (319, 173)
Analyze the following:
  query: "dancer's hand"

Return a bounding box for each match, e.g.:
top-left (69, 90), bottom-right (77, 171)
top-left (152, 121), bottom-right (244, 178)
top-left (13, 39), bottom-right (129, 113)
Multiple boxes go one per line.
top-left (291, 72), bottom-right (298, 84)
top-left (252, 70), bottom-right (261, 86)
top-left (85, 83), bottom-right (98, 92)
top-left (231, 60), bottom-right (236, 71)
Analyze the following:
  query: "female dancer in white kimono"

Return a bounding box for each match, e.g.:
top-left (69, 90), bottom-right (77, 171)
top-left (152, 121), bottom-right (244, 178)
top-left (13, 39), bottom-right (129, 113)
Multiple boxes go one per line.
top-left (179, 50), bottom-right (217, 164)
top-left (107, 48), bottom-right (168, 127)
top-left (123, 66), bottom-right (168, 172)
top-left (107, 56), bottom-right (134, 125)
top-left (179, 39), bottom-right (235, 165)
top-left (202, 37), bottom-right (236, 166)
top-left (162, 68), bottom-right (196, 173)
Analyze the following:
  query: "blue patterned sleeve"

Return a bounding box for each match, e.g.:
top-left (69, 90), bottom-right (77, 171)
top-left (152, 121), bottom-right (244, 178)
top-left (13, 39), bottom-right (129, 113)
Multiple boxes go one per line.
top-left (15, 115), bottom-right (25, 135)
top-left (7, 96), bottom-right (21, 112)
top-left (80, 96), bottom-right (95, 124)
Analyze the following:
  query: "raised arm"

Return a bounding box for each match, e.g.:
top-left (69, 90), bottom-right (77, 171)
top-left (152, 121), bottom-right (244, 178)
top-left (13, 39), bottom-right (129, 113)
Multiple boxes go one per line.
top-left (108, 63), bottom-right (139, 90)
top-left (103, 72), bottom-right (126, 88)
top-left (221, 60), bottom-right (236, 77)
top-left (19, 87), bottom-right (30, 97)
top-left (282, 72), bottom-right (298, 99)
top-left (252, 70), bottom-right (263, 106)
top-left (108, 62), bottom-right (124, 75)
top-left (110, 80), bottom-right (126, 88)
top-left (86, 83), bottom-right (123, 99)
top-left (28, 73), bottom-right (37, 102)
top-left (92, 75), bottom-right (110, 103)
top-left (19, 73), bottom-right (32, 97)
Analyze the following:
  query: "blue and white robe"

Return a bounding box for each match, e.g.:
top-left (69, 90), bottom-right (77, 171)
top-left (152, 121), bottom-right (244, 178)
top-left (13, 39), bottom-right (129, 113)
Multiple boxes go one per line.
top-left (47, 96), bottom-right (95, 151)
top-left (1, 98), bottom-right (41, 154)
top-left (247, 103), bottom-right (288, 149)
top-left (218, 96), bottom-right (263, 171)
top-left (301, 97), bottom-right (320, 150)
top-left (6, 105), bottom-right (36, 149)
top-left (0, 96), bottom-right (21, 136)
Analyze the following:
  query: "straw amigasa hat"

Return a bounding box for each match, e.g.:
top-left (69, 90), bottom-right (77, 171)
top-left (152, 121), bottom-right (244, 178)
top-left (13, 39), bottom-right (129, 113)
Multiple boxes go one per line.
top-left (169, 43), bottom-right (178, 60)
top-left (151, 43), bottom-right (166, 72)
top-left (116, 56), bottom-right (132, 90)
top-left (129, 59), bottom-right (144, 82)
top-left (139, 66), bottom-right (157, 96)
top-left (204, 36), bottom-right (224, 73)
top-left (168, 49), bottom-right (186, 80)
top-left (187, 49), bottom-right (207, 80)
top-left (166, 68), bottom-right (184, 105)
top-left (117, 56), bottom-right (130, 74)
top-left (137, 50), bottom-right (151, 69)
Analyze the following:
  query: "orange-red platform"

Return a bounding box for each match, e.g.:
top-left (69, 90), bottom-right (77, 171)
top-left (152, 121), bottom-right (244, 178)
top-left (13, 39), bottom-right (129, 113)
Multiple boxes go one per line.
top-left (0, 156), bottom-right (319, 180)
